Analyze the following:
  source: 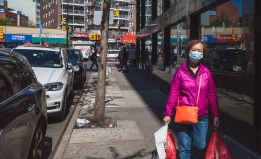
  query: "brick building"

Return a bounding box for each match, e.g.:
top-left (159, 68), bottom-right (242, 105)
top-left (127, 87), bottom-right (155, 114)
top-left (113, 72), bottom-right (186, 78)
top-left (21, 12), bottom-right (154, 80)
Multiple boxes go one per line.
top-left (0, 1), bottom-right (28, 27)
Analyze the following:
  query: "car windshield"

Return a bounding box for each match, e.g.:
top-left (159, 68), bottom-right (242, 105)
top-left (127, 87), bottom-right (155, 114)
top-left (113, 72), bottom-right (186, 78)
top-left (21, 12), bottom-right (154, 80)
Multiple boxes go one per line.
top-left (67, 50), bottom-right (81, 60)
top-left (13, 49), bottom-right (63, 68)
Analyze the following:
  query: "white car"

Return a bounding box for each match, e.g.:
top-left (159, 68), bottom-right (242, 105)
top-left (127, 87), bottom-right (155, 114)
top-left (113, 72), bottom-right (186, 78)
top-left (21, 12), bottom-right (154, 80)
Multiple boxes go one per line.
top-left (97, 50), bottom-right (120, 61)
top-left (13, 45), bottom-right (74, 120)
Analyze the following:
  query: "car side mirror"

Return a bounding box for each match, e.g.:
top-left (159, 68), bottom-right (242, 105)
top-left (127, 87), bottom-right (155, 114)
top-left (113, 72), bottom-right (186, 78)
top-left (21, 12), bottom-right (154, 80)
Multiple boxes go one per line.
top-left (83, 58), bottom-right (89, 61)
top-left (67, 63), bottom-right (72, 70)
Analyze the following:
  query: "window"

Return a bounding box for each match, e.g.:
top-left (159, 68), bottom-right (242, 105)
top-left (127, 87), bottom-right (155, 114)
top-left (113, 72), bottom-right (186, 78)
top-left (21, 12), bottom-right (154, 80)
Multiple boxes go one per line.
top-left (19, 71), bottom-right (34, 90)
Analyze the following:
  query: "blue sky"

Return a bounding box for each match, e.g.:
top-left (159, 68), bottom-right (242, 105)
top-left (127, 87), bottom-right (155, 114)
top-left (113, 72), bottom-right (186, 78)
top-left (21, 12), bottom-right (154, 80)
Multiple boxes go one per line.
top-left (232, 0), bottom-right (242, 16)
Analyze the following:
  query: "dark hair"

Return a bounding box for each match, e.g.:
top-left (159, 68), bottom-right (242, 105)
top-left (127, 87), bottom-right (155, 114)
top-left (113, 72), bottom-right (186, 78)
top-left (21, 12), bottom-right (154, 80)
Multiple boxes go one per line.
top-left (185, 40), bottom-right (208, 61)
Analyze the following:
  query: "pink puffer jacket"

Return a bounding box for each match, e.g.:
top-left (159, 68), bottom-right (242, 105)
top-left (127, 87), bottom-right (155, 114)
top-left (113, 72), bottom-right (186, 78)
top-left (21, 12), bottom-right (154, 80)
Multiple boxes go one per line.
top-left (164, 63), bottom-right (219, 117)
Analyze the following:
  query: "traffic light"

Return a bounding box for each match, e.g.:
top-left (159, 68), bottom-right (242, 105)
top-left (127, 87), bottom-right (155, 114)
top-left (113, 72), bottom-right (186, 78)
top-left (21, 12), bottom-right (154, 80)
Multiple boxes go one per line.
top-left (113, 9), bottom-right (118, 17)
top-left (62, 18), bottom-right (66, 24)
top-left (231, 28), bottom-right (236, 41)
top-left (68, 26), bottom-right (72, 33)
top-left (0, 26), bottom-right (3, 39)
top-left (96, 34), bottom-right (101, 40)
top-left (89, 34), bottom-right (96, 40)
top-left (62, 26), bottom-right (66, 31)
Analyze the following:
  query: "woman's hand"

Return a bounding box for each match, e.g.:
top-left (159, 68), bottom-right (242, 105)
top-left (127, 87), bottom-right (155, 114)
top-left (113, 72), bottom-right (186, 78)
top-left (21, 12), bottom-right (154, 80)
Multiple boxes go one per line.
top-left (214, 117), bottom-right (220, 127)
top-left (163, 116), bottom-right (171, 125)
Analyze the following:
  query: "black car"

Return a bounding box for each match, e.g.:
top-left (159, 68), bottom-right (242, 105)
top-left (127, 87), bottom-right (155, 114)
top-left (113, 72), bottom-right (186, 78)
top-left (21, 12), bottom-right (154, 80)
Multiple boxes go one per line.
top-left (67, 49), bottom-right (88, 88)
top-left (0, 49), bottom-right (48, 159)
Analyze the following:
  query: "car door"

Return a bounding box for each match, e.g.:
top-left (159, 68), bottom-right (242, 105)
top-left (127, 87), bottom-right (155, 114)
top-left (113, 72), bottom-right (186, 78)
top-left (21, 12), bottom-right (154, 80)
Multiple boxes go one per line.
top-left (0, 59), bottom-right (37, 159)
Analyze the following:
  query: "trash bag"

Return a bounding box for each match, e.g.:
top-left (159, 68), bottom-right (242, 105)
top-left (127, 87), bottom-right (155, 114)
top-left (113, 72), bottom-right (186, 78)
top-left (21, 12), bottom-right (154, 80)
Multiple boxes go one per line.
top-left (166, 132), bottom-right (176, 159)
top-left (205, 132), bottom-right (233, 159)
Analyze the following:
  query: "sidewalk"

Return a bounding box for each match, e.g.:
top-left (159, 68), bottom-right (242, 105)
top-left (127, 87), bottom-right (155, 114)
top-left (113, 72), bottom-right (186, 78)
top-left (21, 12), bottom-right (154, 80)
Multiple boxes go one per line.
top-left (52, 64), bottom-right (260, 159)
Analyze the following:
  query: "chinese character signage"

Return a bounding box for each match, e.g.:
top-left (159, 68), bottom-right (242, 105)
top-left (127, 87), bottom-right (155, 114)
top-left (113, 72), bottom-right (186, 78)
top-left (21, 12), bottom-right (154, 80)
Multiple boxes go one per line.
top-left (121, 35), bottom-right (136, 44)
top-left (5, 34), bottom-right (32, 43)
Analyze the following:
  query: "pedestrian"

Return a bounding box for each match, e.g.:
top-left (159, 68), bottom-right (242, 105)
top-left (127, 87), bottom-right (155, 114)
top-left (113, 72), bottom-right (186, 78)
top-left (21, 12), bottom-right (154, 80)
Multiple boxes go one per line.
top-left (128, 46), bottom-right (136, 69)
top-left (89, 49), bottom-right (98, 71)
top-left (118, 46), bottom-right (127, 72)
top-left (145, 47), bottom-right (150, 64)
top-left (163, 40), bottom-right (220, 159)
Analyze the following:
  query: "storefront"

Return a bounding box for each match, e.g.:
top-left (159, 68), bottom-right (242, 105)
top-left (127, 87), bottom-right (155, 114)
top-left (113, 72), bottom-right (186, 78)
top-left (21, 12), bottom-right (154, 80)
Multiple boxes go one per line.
top-left (137, 0), bottom-right (260, 155)
top-left (71, 41), bottom-right (95, 57)
top-left (4, 34), bottom-right (32, 48)
top-left (32, 34), bottom-right (67, 46)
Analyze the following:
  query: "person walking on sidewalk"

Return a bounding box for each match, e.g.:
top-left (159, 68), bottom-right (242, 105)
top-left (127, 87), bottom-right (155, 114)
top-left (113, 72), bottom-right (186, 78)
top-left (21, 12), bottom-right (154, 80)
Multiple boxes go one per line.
top-left (163, 40), bottom-right (220, 159)
top-left (118, 46), bottom-right (127, 72)
top-left (89, 49), bottom-right (98, 71)
top-left (128, 46), bottom-right (136, 69)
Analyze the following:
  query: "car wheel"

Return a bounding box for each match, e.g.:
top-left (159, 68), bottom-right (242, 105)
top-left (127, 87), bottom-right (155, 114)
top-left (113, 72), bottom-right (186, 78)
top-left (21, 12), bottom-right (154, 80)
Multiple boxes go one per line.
top-left (28, 123), bottom-right (45, 159)
top-left (115, 57), bottom-right (118, 62)
top-left (60, 92), bottom-right (68, 120)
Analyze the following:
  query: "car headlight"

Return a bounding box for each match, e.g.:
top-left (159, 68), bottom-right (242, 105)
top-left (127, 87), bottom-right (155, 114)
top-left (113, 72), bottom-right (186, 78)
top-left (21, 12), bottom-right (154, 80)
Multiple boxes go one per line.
top-left (73, 65), bottom-right (80, 71)
top-left (44, 82), bottom-right (63, 91)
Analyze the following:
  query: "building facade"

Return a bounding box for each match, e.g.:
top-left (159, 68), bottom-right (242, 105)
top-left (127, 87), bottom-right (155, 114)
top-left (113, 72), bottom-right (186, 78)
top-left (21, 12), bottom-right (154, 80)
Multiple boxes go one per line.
top-left (41, 0), bottom-right (60, 29)
top-left (7, 0), bottom-right (40, 26)
top-left (137, 0), bottom-right (260, 156)
top-left (0, 2), bottom-right (28, 27)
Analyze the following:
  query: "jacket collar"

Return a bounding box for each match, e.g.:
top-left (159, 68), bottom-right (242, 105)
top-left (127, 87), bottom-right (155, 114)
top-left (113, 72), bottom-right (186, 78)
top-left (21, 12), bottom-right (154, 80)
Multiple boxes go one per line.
top-left (180, 62), bottom-right (206, 76)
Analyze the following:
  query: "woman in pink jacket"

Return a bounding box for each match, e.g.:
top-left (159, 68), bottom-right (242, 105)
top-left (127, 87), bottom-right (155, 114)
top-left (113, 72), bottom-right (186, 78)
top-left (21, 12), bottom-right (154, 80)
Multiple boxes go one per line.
top-left (163, 40), bottom-right (220, 159)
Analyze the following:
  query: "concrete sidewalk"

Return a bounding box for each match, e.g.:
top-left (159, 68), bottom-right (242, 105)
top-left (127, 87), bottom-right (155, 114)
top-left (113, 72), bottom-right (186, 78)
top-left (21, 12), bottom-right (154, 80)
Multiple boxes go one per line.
top-left (52, 65), bottom-right (260, 159)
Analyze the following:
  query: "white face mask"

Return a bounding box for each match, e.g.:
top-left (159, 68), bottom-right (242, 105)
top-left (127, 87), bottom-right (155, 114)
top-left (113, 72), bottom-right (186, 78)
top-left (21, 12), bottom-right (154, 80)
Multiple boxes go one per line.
top-left (189, 51), bottom-right (203, 63)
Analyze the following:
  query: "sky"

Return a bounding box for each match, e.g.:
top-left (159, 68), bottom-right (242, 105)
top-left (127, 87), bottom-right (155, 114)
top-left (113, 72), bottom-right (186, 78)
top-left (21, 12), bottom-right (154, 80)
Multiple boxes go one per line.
top-left (232, 0), bottom-right (242, 17)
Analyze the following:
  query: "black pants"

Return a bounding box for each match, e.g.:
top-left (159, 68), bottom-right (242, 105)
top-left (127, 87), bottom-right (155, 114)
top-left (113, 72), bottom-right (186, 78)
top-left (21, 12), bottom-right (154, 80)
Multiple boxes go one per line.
top-left (119, 60), bottom-right (124, 71)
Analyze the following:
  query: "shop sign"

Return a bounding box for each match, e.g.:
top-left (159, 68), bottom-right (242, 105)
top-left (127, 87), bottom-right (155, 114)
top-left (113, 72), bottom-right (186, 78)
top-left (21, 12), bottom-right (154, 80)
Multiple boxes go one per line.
top-left (5, 34), bottom-right (32, 42)
top-left (202, 35), bottom-right (216, 43)
top-left (32, 34), bottom-right (65, 38)
top-left (72, 41), bottom-right (94, 45)
top-left (108, 38), bottom-right (115, 43)
top-left (114, 36), bottom-right (121, 43)
top-left (216, 34), bottom-right (234, 43)
top-left (121, 35), bottom-right (136, 44)
top-left (71, 33), bottom-right (88, 38)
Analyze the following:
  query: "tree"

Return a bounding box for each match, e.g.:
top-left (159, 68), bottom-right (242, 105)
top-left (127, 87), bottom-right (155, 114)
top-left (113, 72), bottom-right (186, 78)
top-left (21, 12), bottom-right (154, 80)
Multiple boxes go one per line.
top-left (0, 18), bottom-right (11, 26)
top-left (93, 0), bottom-right (111, 122)
top-left (22, 19), bottom-right (37, 28)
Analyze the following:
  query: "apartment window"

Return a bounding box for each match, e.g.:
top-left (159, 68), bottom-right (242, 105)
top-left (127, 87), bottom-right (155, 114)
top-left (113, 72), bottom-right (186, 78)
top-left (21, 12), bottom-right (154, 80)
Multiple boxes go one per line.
top-left (45, 22), bottom-right (47, 26)
top-left (48, 11), bottom-right (50, 16)
top-left (37, 6), bottom-right (40, 9)
top-left (130, 4), bottom-right (133, 10)
top-left (43, 6), bottom-right (45, 10)
top-left (129, 13), bottom-right (133, 18)
top-left (48, 20), bottom-right (50, 25)
top-left (46, 4), bottom-right (47, 8)
top-left (48, 2), bottom-right (50, 7)
top-left (129, 21), bottom-right (133, 27)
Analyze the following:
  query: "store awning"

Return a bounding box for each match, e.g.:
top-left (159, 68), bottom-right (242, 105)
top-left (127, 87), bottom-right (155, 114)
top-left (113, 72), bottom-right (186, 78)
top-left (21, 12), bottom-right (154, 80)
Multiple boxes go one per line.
top-left (32, 37), bottom-right (67, 44)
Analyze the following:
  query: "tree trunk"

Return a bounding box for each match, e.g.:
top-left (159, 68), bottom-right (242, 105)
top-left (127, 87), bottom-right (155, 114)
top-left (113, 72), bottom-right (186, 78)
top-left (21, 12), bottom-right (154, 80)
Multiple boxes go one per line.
top-left (94, 0), bottom-right (111, 122)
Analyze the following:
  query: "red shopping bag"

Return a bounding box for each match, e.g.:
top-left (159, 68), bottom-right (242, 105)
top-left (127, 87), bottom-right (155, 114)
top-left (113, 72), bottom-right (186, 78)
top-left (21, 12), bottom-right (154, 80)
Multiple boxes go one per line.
top-left (166, 132), bottom-right (177, 159)
top-left (205, 131), bottom-right (233, 159)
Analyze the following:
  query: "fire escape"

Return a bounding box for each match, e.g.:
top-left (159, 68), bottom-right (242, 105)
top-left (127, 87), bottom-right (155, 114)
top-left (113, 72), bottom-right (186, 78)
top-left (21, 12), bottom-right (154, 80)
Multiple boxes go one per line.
top-left (86, 0), bottom-right (101, 30)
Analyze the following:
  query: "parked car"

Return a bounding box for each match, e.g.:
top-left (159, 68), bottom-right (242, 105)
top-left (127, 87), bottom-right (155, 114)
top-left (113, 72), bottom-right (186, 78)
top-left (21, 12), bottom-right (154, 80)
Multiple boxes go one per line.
top-left (0, 49), bottom-right (48, 159)
top-left (67, 49), bottom-right (88, 88)
top-left (12, 45), bottom-right (74, 120)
